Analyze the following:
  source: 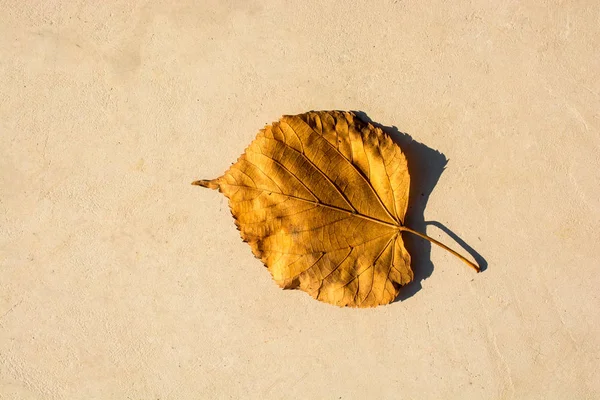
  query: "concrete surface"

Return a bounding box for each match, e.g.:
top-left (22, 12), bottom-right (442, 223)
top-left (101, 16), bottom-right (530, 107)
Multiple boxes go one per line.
top-left (1, 1), bottom-right (599, 399)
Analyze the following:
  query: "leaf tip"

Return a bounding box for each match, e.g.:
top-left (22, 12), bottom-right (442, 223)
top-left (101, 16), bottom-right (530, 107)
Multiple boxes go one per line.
top-left (192, 179), bottom-right (219, 190)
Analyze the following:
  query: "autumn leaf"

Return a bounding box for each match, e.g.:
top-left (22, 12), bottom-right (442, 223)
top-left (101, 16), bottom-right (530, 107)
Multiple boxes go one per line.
top-left (193, 111), bottom-right (479, 307)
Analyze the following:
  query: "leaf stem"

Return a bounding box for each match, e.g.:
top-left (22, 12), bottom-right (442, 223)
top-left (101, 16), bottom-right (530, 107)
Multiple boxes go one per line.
top-left (400, 227), bottom-right (480, 273)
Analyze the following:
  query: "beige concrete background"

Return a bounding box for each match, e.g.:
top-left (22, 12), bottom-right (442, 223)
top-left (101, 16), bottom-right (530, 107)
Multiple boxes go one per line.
top-left (1, 1), bottom-right (599, 399)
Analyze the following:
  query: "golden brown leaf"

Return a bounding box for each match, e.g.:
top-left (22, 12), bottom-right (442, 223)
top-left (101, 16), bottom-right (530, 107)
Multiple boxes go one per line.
top-left (194, 111), bottom-right (478, 307)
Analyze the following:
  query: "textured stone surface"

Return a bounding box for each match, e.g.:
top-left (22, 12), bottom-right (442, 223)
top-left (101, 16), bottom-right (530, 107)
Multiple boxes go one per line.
top-left (1, 1), bottom-right (599, 398)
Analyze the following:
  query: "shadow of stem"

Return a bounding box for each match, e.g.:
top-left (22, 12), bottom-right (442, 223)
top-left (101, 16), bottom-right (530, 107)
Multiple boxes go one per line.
top-left (424, 221), bottom-right (488, 272)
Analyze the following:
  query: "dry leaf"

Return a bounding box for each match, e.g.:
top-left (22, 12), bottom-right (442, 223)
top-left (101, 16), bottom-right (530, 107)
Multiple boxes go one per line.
top-left (194, 111), bottom-right (478, 307)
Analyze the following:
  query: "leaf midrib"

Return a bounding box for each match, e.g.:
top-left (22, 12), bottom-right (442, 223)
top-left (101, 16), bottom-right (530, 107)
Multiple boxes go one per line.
top-left (221, 182), bottom-right (401, 230)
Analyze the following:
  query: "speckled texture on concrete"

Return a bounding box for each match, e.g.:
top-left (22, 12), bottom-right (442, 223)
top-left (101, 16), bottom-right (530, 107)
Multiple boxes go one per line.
top-left (1, 1), bottom-right (599, 399)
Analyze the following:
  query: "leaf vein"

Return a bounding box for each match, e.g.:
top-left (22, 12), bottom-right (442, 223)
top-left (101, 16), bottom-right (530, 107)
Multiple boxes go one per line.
top-left (294, 117), bottom-right (398, 224)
